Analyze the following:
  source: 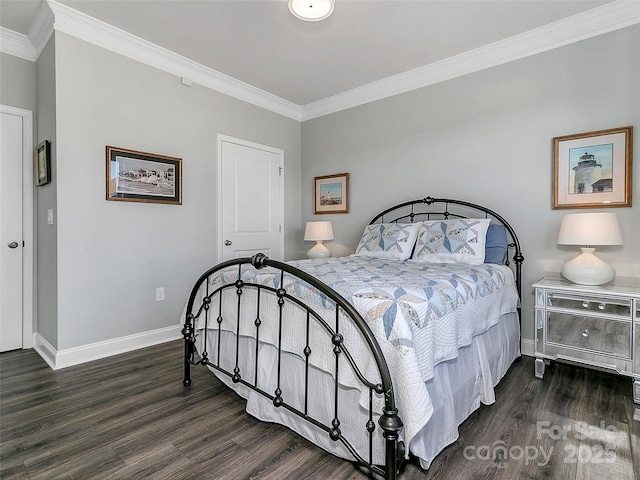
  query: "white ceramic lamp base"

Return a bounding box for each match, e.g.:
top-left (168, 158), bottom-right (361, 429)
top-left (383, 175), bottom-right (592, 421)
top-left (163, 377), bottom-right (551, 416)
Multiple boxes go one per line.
top-left (307, 240), bottom-right (331, 259)
top-left (561, 247), bottom-right (615, 286)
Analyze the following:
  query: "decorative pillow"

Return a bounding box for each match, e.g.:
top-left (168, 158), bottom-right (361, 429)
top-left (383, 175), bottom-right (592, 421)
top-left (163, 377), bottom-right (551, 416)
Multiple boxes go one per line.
top-left (412, 218), bottom-right (491, 265)
top-left (354, 223), bottom-right (420, 261)
top-left (484, 223), bottom-right (508, 264)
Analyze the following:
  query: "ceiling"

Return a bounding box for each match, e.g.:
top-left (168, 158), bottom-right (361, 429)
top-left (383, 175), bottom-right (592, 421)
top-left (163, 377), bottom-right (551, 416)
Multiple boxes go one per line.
top-left (0, 0), bottom-right (626, 111)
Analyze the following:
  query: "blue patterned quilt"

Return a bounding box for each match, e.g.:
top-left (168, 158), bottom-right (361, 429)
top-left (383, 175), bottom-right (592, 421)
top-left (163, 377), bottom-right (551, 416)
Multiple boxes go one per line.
top-left (306, 256), bottom-right (506, 325)
top-left (234, 256), bottom-right (514, 339)
top-left (211, 255), bottom-right (518, 343)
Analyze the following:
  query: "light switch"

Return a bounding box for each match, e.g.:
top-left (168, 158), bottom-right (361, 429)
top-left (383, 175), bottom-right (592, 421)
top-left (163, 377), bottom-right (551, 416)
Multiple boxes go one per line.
top-left (47, 209), bottom-right (54, 225)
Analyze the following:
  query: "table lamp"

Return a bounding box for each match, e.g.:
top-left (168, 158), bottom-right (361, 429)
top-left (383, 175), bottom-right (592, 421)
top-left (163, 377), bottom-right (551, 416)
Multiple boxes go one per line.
top-left (304, 221), bottom-right (334, 258)
top-left (557, 212), bottom-right (623, 285)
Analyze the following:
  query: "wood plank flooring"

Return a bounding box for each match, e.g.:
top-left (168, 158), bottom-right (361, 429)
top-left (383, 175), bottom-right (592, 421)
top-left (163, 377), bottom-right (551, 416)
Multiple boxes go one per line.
top-left (1, 341), bottom-right (638, 479)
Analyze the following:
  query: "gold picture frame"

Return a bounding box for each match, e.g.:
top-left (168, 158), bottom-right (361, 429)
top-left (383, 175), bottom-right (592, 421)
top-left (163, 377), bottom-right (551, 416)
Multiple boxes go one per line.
top-left (106, 146), bottom-right (182, 205)
top-left (314, 173), bottom-right (349, 214)
top-left (553, 126), bottom-right (632, 209)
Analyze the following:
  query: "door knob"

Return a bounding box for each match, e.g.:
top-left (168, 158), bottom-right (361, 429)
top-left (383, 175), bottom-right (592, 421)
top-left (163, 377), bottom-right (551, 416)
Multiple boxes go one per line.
top-left (224, 240), bottom-right (232, 246)
top-left (8, 241), bottom-right (19, 249)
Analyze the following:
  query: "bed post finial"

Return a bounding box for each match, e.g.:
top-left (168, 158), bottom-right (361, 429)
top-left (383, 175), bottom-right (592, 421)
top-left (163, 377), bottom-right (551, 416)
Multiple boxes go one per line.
top-left (251, 253), bottom-right (269, 269)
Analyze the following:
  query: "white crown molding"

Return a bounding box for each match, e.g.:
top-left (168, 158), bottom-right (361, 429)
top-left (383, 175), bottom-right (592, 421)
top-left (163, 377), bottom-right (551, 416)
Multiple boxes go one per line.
top-left (2, 0), bottom-right (638, 121)
top-left (29, 0), bottom-right (55, 59)
top-left (0, 27), bottom-right (36, 61)
top-left (46, 0), bottom-right (302, 120)
top-left (300, 1), bottom-right (640, 120)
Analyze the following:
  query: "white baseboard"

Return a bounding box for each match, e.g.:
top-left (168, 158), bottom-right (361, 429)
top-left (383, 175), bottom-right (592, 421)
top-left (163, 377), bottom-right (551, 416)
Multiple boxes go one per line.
top-left (34, 325), bottom-right (182, 370)
top-left (521, 338), bottom-right (534, 357)
top-left (32, 325), bottom-right (534, 370)
top-left (33, 334), bottom-right (57, 369)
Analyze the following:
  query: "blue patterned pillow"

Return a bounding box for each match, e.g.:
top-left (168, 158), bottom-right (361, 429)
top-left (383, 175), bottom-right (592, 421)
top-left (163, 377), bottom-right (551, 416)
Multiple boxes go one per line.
top-left (412, 218), bottom-right (491, 264)
top-left (354, 223), bottom-right (421, 261)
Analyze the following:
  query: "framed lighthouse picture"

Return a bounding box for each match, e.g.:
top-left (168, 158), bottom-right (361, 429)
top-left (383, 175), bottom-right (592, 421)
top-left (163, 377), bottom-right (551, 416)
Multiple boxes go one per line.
top-left (553, 126), bottom-right (632, 209)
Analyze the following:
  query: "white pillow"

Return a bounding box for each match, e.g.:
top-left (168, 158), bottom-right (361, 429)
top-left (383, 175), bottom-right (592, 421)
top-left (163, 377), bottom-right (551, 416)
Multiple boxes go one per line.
top-left (354, 223), bottom-right (420, 261)
top-left (412, 218), bottom-right (491, 265)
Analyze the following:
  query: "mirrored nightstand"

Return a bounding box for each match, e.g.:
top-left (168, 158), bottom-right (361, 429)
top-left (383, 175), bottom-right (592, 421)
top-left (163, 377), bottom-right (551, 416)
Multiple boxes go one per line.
top-left (533, 276), bottom-right (640, 404)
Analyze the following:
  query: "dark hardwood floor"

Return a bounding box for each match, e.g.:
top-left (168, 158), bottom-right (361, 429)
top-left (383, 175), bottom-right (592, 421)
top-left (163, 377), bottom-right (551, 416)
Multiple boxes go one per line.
top-left (1, 341), bottom-right (638, 479)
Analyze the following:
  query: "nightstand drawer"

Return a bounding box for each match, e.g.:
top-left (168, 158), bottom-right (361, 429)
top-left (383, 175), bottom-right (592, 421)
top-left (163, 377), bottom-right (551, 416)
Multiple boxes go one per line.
top-left (546, 312), bottom-right (631, 359)
top-left (547, 291), bottom-right (631, 318)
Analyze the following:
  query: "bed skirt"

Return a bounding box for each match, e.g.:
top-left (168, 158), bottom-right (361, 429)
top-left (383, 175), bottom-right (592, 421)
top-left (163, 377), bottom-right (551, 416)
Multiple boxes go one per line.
top-left (195, 311), bottom-right (520, 469)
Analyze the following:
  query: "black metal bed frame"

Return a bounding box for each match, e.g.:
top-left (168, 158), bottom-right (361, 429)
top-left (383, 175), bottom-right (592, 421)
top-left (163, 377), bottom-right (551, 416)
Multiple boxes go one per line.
top-left (182, 196), bottom-right (524, 480)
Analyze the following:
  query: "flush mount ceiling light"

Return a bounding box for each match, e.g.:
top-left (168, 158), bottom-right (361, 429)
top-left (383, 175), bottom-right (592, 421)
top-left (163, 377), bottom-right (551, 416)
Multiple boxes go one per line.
top-left (288, 0), bottom-right (335, 21)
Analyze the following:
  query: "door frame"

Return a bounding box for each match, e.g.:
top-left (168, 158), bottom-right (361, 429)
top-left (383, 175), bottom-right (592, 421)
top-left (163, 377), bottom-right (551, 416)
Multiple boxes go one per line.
top-left (217, 134), bottom-right (284, 262)
top-left (1, 104), bottom-right (34, 349)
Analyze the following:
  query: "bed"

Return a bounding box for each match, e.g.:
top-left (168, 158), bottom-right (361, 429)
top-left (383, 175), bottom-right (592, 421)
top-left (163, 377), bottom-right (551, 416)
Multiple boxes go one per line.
top-left (182, 196), bottom-right (524, 480)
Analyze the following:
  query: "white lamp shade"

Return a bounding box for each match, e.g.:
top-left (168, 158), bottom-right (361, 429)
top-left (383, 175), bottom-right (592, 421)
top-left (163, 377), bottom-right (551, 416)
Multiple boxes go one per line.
top-left (557, 212), bottom-right (623, 246)
top-left (304, 221), bottom-right (333, 259)
top-left (557, 212), bottom-right (623, 286)
top-left (288, 0), bottom-right (335, 21)
top-left (304, 221), bottom-right (334, 241)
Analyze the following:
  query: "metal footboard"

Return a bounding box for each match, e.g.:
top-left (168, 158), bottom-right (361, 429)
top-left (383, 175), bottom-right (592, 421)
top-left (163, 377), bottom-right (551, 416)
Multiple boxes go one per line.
top-left (182, 253), bottom-right (404, 480)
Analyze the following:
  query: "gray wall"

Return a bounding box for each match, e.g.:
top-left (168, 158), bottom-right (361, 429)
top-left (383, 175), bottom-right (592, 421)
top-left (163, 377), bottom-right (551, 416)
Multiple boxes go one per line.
top-left (300, 25), bottom-right (640, 344)
top-left (50, 32), bottom-right (301, 350)
top-left (35, 37), bottom-right (58, 348)
top-left (0, 52), bottom-right (36, 111)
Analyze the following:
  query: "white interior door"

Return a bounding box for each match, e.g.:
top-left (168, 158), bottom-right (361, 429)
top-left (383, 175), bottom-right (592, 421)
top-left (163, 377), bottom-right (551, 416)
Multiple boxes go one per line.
top-left (219, 136), bottom-right (284, 261)
top-left (0, 111), bottom-right (25, 351)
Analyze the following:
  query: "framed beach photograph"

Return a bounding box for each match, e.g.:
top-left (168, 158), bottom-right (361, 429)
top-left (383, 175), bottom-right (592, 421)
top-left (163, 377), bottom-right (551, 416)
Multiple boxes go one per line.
top-left (106, 146), bottom-right (182, 205)
top-left (34, 140), bottom-right (51, 186)
top-left (314, 173), bottom-right (349, 214)
top-left (553, 126), bottom-right (632, 209)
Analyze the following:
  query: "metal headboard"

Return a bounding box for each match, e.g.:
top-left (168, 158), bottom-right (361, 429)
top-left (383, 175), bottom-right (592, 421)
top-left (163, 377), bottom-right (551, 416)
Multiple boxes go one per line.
top-left (369, 196), bottom-right (524, 309)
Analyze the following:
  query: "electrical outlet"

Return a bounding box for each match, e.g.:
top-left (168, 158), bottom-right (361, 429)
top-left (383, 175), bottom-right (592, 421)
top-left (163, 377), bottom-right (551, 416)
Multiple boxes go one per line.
top-left (156, 287), bottom-right (165, 301)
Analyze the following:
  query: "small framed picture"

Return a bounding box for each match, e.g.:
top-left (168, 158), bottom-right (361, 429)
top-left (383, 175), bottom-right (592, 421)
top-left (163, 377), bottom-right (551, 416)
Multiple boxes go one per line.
top-left (106, 146), bottom-right (182, 205)
top-left (314, 173), bottom-right (349, 214)
top-left (553, 126), bottom-right (632, 209)
top-left (34, 140), bottom-right (51, 186)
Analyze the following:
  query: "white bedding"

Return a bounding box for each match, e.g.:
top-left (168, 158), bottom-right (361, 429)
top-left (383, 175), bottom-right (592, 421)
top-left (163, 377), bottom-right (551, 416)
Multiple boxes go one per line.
top-left (187, 256), bottom-right (520, 468)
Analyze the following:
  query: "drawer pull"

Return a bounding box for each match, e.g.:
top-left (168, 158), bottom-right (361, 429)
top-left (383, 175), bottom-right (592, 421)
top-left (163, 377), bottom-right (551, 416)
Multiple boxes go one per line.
top-left (582, 329), bottom-right (589, 338)
top-left (582, 301), bottom-right (589, 308)
top-left (598, 303), bottom-right (605, 310)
